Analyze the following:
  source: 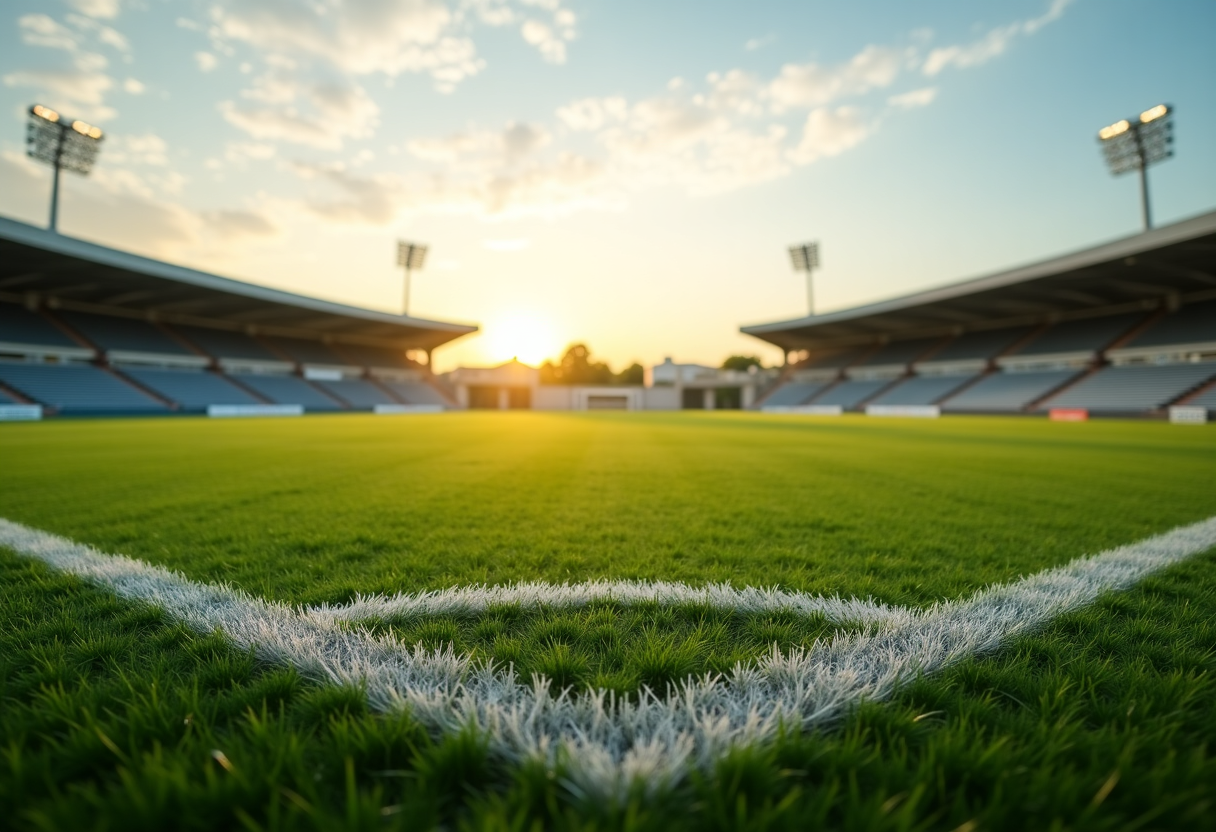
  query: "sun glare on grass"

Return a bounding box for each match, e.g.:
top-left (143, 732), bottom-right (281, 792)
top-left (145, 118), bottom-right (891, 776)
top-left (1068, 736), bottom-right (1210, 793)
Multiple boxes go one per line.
top-left (485, 310), bottom-right (557, 365)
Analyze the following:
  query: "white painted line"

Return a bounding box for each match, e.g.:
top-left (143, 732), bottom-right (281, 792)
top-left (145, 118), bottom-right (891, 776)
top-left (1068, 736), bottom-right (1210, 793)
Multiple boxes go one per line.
top-left (2, 516), bottom-right (1214, 799)
top-left (310, 580), bottom-right (902, 628)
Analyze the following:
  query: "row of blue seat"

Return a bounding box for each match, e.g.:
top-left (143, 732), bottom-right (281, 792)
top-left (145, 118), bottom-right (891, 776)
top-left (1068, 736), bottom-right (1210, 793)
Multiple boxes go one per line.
top-left (765, 362), bottom-right (1216, 413)
top-left (0, 362), bottom-right (447, 414)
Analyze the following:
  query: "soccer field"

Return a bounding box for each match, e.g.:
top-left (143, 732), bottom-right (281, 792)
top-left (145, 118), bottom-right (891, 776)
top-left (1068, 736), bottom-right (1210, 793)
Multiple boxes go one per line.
top-left (2, 413), bottom-right (1215, 830)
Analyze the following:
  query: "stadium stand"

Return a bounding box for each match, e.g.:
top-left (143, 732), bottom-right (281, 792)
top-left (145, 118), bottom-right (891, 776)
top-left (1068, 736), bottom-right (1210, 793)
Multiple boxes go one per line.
top-left (1184, 383), bottom-right (1216, 412)
top-left (331, 343), bottom-right (413, 369)
top-left (1037, 363), bottom-right (1216, 412)
top-left (919, 328), bottom-right (1027, 364)
top-left (120, 367), bottom-right (264, 411)
top-left (260, 336), bottom-right (348, 366)
top-left (761, 381), bottom-right (831, 407)
top-left (0, 387), bottom-right (17, 403)
top-left (852, 337), bottom-right (944, 368)
top-left (378, 380), bottom-right (449, 407)
top-left (941, 370), bottom-right (1081, 412)
top-left (800, 345), bottom-right (872, 371)
top-left (810, 379), bottom-right (891, 409)
top-left (867, 374), bottom-right (978, 406)
top-left (1008, 312), bottom-right (1145, 357)
top-left (170, 325), bottom-right (282, 362)
top-left (0, 363), bottom-right (167, 413)
top-left (1116, 299), bottom-right (1215, 350)
top-left (312, 378), bottom-right (398, 409)
top-left (0, 304), bottom-right (85, 351)
top-left (55, 310), bottom-right (195, 356)
top-left (228, 373), bottom-right (345, 411)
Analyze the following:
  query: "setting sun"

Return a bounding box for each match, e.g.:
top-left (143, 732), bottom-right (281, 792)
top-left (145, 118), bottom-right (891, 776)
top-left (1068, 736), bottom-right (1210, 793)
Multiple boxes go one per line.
top-left (483, 310), bottom-right (558, 366)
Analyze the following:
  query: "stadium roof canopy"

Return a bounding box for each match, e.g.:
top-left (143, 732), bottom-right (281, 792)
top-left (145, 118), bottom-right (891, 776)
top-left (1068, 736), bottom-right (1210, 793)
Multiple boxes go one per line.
top-left (741, 210), bottom-right (1216, 352)
top-left (0, 216), bottom-right (478, 350)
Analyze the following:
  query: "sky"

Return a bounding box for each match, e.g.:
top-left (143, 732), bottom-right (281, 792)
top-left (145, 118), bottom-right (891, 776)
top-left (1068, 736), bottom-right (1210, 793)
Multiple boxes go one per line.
top-left (1, 0), bottom-right (1214, 372)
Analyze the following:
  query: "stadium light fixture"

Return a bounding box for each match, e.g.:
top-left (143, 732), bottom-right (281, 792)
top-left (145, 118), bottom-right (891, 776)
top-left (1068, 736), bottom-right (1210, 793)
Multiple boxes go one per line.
top-left (1097, 103), bottom-right (1173, 231)
top-left (396, 240), bottom-right (429, 315)
top-left (26, 104), bottom-right (105, 232)
top-left (788, 241), bottom-right (820, 315)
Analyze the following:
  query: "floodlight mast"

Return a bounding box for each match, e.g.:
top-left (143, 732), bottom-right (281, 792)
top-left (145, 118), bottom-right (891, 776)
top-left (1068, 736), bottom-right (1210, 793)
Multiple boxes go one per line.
top-left (396, 240), bottom-right (429, 315)
top-left (1097, 104), bottom-right (1173, 231)
top-left (26, 104), bottom-right (105, 232)
top-left (788, 241), bottom-right (820, 315)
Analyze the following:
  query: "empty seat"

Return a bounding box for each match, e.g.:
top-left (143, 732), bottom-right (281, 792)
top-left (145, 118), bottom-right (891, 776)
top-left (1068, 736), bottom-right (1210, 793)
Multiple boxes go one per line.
top-left (171, 325), bottom-right (281, 361)
top-left (0, 363), bottom-right (166, 413)
top-left (228, 373), bottom-right (344, 411)
top-left (924, 328), bottom-right (1029, 363)
top-left (1121, 300), bottom-right (1216, 348)
top-left (0, 387), bottom-right (17, 403)
top-left (260, 337), bottom-right (347, 365)
top-left (330, 343), bottom-right (412, 369)
top-left (1039, 362), bottom-right (1216, 412)
top-left (1012, 313), bottom-right (1144, 356)
top-left (55, 311), bottom-right (194, 355)
top-left (379, 380), bottom-right (447, 406)
top-left (1, 304), bottom-right (84, 349)
top-left (312, 378), bottom-right (397, 409)
top-left (120, 367), bottom-right (263, 411)
top-left (761, 381), bottom-right (830, 407)
top-left (810, 379), bottom-right (892, 409)
top-left (942, 370), bottom-right (1080, 412)
top-left (868, 374), bottom-right (977, 406)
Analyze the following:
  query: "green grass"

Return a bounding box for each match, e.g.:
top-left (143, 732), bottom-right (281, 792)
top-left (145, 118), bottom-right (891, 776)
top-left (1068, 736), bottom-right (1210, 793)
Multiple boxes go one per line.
top-left (2, 412), bottom-right (1215, 829)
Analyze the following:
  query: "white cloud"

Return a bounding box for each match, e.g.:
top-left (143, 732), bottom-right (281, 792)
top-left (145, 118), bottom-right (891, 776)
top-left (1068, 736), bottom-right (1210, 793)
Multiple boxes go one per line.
top-left (18, 14), bottom-right (78, 51)
top-left (745, 34), bottom-right (775, 52)
top-left (104, 133), bottom-right (170, 166)
top-left (220, 75), bottom-right (380, 150)
top-left (888, 87), bottom-right (937, 109)
top-left (788, 106), bottom-right (870, 166)
top-left (556, 96), bottom-right (628, 132)
top-left (520, 15), bottom-right (575, 64)
top-left (924, 0), bottom-right (1073, 76)
top-left (768, 45), bottom-right (905, 113)
top-left (195, 51), bottom-right (218, 72)
top-left (123, 77), bottom-right (144, 94)
top-left (66, 0), bottom-right (120, 19)
top-left (2, 69), bottom-right (116, 120)
top-left (200, 209), bottom-right (280, 240)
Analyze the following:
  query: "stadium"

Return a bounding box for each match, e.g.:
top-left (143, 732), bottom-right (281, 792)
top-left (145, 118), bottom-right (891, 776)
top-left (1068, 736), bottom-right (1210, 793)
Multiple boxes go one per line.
top-left (3, 2), bottom-right (1216, 830)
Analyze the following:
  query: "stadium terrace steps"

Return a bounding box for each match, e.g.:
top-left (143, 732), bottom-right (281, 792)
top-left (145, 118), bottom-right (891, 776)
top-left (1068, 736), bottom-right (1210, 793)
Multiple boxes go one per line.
top-left (809, 378), bottom-right (893, 410)
top-left (867, 374), bottom-right (978, 407)
top-left (0, 363), bottom-right (168, 413)
top-left (1182, 382), bottom-right (1216, 411)
top-left (1120, 299), bottom-right (1216, 349)
top-left (761, 381), bottom-right (831, 407)
top-left (922, 328), bottom-right (1030, 364)
top-left (852, 337), bottom-right (944, 368)
top-left (0, 386), bottom-right (16, 403)
top-left (0, 304), bottom-right (86, 350)
top-left (313, 378), bottom-right (399, 409)
top-left (1038, 362), bottom-right (1216, 412)
top-left (228, 373), bottom-right (346, 411)
top-left (119, 367), bottom-right (265, 411)
top-left (330, 343), bottom-right (413, 369)
top-left (169, 325), bottom-right (282, 362)
top-left (260, 336), bottom-right (349, 366)
top-left (942, 369), bottom-right (1082, 412)
top-left (1009, 313), bottom-right (1146, 357)
top-left (54, 310), bottom-right (195, 356)
top-left (379, 379), bottom-right (449, 407)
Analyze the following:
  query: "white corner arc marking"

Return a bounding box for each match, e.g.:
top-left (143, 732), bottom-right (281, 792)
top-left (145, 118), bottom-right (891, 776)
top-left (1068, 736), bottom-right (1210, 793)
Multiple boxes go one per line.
top-left (2, 516), bottom-right (1215, 798)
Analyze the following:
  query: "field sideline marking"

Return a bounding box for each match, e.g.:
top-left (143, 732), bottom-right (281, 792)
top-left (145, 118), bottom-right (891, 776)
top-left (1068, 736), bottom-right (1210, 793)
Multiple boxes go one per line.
top-left (2, 516), bottom-right (1215, 798)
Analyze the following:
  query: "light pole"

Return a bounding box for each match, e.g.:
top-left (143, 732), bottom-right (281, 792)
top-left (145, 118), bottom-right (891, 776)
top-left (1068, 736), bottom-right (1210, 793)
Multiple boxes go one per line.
top-left (788, 241), bottom-right (820, 315)
top-left (1098, 103), bottom-right (1173, 231)
top-left (396, 240), bottom-right (428, 315)
top-left (26, 104), bottom-right (105, 232)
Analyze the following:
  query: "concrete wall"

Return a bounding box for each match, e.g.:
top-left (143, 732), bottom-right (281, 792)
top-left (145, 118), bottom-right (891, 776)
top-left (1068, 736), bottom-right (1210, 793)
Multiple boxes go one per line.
top-left (533, 385), bottom-right (573, 410)
top-left (642, 387), bottom-right (680, 410)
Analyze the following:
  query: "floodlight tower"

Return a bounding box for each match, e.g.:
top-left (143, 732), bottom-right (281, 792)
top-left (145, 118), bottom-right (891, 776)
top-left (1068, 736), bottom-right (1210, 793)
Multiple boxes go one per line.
top-left (396, 240), bottom-right (428, 315)
top-left (1097, 103), bottom-right (1173, 231)
top-left (788, 241), bottom-right (820, 315)
top-left (26, 104), bottom-right (105, 232)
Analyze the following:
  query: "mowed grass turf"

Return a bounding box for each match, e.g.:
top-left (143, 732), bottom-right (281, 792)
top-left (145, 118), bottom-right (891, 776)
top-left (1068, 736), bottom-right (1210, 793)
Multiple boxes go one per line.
top-left (2, 412), bottom-right (1215, 830)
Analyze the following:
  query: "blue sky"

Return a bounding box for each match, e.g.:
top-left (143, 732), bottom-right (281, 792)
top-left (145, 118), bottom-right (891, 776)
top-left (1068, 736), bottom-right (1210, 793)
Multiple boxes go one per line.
top-left (1, 0), bottom-right (1213, 369)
